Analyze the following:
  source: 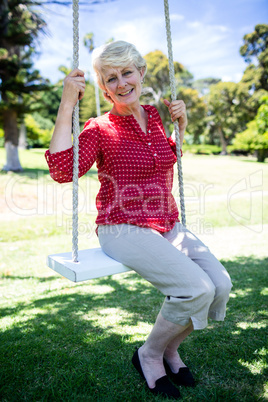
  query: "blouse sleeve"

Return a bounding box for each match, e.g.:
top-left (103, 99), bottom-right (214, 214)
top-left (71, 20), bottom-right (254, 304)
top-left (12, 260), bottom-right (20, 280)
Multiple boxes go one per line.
top-left (167, 136), bottom-right (183, 158)
top-left (44, 118), bottom-right (100, 183)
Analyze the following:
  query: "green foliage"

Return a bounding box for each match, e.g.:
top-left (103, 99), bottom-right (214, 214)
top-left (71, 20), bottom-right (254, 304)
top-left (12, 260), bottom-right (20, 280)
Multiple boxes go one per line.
top-left (83, 32), bottom-right (94, 53)
top-left (25, 113), bottom-right (53, 148)
top-left (144, 50), bottom-right (193, 94)
top-left (178, 87), bottom-right (207, 143)
top-left (182, 144), bottom-right (221, 155)
top-left (232, 95), bottom-right (268, 161)
top-left (0, 126), bottom-right (4, 147)
top-left (35, 83), bottom-right (63, 124)
top-left (207, 81), bottom-right (255, 152)
top-left (0, 1), bottom-right (48, 108)
top-left (142, 50), bottom-right (195, 136)
top-left (232, 120), bottom-right (258, 151)
top-left (0, 0), bottom-right (50, 155)
top-left (193, 77), bottom-right (221, 96)
top-left (240, 24), bottom-right (268, 91)
top-left (256, 95), bottom-right (268, 134)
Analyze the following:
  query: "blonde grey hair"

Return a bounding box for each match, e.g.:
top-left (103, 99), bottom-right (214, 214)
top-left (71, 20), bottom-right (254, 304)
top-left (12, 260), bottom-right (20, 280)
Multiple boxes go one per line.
top-left (92, 41), bottom-right (147, 95)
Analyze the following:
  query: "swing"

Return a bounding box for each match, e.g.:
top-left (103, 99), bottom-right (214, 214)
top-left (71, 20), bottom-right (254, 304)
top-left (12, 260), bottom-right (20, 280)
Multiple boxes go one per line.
top-left (46, 0), bottom-right (186, 282)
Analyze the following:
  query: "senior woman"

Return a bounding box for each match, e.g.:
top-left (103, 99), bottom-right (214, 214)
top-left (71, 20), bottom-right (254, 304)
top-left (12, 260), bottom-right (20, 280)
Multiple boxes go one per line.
top-left (45, 41), bottom-right (232, 399)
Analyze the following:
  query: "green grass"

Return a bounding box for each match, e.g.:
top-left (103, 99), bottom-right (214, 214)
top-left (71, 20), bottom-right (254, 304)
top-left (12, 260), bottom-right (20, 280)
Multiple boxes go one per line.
top-left (0, 148), bottom-right (267, 401)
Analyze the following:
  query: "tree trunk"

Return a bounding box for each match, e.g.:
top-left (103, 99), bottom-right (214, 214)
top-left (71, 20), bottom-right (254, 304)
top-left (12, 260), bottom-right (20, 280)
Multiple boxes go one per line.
top-left (2, 109), bottom-right (23, 171)
top-left (2, 141), bottom-right (23, 172)
top-left (19, 122), bottom-right (27, 149)
top-left (257, 149), bottom-right (268, 162)
top-left (218, 126), bottom-right (228, 155)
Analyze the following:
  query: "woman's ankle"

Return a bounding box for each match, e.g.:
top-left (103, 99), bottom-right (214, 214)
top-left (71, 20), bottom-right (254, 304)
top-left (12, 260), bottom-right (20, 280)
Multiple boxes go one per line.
top-left (140, 343), bottom-right (164, 360)
top-left (163, 349), bottom-right (187, 372)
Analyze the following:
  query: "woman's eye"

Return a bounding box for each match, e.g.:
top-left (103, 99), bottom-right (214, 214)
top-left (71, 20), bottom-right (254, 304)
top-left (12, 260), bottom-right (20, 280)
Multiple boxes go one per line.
top-left (124, 71), bottom-right (132, 76)
top-left (108, 77), bottom-right (116, 83)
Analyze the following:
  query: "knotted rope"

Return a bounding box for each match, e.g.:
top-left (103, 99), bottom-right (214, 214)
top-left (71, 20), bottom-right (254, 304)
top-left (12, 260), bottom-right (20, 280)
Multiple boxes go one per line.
top-left (163, 0), bottom-right (186, 226)
top-left (72, 0), bottom-right (79, 262)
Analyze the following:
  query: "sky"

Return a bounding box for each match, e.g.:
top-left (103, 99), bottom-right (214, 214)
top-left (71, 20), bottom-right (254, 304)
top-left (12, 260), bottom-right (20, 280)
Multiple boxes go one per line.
top-left (34, 0), bottom-right (268, 84)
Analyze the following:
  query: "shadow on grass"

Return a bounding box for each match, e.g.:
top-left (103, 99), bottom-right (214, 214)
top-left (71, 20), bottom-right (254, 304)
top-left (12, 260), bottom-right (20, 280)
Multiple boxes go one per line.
top-left (0, 256), bottom-right (267, 401)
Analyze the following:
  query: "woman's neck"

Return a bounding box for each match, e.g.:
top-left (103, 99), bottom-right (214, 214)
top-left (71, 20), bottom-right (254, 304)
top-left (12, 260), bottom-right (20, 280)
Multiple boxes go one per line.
top-left (111, 103), bottom-right (147, 133)
top-left (111, 102), bottom-right (143, 119)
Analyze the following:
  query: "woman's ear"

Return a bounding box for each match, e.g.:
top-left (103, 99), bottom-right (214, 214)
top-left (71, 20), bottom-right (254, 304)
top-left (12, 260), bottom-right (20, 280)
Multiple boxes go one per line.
top-left (140, 67), bottom-right (145, 83)
top-left (103, 91), bottom-right (113, 104)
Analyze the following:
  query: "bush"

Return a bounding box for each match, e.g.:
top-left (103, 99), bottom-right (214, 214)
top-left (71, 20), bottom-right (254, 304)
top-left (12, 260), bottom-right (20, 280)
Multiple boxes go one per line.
top-left (25, 113), bottom-right (54, 148)
top-left (232, 95), bottom-right (268, 162)
top-left (182, 144), bottom-right (222, 155)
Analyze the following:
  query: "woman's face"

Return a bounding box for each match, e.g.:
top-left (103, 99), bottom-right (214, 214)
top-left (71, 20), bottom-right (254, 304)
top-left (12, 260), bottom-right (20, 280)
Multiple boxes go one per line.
top-left (102, 63), bottom-right (144, 107)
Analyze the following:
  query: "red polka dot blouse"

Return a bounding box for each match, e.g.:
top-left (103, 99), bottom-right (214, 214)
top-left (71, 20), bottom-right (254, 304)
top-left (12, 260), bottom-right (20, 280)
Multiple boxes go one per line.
top-left (45, 105), bottom-right (180, 233)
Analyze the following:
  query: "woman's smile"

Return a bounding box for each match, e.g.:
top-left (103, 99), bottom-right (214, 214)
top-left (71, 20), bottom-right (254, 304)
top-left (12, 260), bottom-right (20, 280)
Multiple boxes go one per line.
top-left (119, 88), bottom-right (134, 96)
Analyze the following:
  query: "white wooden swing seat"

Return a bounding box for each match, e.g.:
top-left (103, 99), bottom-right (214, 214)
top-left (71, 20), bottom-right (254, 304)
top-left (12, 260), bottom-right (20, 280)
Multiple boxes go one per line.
top-left (47, 248), bottom-right (132, 282)
top-left (46, 0), bottom-right (185, 283)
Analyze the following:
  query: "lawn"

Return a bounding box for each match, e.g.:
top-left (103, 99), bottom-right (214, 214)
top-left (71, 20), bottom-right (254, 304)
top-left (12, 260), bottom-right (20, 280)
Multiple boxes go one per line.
top-left (0, 148), bottom-right (267, 401)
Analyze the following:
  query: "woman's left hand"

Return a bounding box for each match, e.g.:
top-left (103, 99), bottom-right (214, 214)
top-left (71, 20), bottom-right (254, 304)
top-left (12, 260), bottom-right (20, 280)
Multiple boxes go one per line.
top-left (163, 99), bottom-right (187, 132)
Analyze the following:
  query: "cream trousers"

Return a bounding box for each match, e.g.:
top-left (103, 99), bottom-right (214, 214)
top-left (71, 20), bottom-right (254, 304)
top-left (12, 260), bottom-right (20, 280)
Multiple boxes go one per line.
top-left (98, 223), bottom-right (232, 330)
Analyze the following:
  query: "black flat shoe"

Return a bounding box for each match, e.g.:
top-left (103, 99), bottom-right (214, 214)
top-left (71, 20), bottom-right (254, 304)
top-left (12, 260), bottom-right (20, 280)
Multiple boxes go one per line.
top-left (132, 349), bottom-right (181, 399)
top-left (164, 359), bottom-right (195, 387)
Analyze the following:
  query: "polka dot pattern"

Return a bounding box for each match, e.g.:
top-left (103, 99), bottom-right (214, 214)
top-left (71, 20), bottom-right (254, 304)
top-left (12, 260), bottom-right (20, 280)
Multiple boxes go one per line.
top-left (45, 105), bottom-right (180, 232)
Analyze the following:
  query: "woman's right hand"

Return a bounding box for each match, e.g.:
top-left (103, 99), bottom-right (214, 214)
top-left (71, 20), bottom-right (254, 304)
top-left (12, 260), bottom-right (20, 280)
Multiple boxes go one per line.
top-left (61, 68), bottom-right (86, 109)
top-left (49, 69), bottom-right (85, 154)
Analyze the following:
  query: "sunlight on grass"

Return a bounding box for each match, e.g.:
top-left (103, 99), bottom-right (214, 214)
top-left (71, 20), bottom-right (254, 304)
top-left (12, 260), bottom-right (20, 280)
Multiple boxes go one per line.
top-left (237, 322), bottom-right (267, 330)
top-left (260, 287), bottom-right (268, 296)
top-left (239, 349), bottom-right (267, 375)
top-left (232, 288), bottom-right (253, 297)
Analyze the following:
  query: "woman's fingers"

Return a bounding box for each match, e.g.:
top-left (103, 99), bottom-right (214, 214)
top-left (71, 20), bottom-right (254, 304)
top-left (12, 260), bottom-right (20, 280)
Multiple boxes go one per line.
top-left (62, 69), bottom-right (86, 105)
top-left (169, 101), bottom-right (186, 122)
top-left (163, 99), bottom-right (187, 143)
top-left (68, 68), bottom-right (85, 77)
top-left (163, 99), bottom-right (187, 123)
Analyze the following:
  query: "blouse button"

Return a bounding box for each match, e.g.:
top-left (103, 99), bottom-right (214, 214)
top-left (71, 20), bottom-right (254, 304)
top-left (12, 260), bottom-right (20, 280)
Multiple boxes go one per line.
top-left (148, 142), bottom-right (151, 146)
top-left (154, 153), bottom-right (157, 156)
top-left (148, 130), bottom-right (151, 133)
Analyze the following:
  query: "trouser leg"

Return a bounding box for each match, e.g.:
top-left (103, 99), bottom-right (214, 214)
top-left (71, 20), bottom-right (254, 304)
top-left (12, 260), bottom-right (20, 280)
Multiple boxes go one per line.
top-left (164, 223), bottom-right (233, 322)
top-left (98, 224), bottom-right (217, 330)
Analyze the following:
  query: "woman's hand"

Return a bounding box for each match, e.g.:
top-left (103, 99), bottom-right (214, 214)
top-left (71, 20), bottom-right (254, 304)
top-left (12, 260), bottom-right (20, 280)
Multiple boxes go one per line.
top-left (163, 99), bottom-right (187, 130)
top-left (49, 69), bottom-right (85, 154)
top-left (61, 68), bottom-right (86, 109)
top-left (163, 99), bottom-right (187, 146)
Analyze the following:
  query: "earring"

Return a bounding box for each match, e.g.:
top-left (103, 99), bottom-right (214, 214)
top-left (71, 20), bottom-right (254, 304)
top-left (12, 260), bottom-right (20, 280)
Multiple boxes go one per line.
top-left (141, 80), bottom-right (144, 84)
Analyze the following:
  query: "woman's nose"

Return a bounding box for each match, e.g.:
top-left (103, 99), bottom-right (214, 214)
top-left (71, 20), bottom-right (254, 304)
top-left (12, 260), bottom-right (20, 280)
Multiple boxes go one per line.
top-left (117, 76), bottom-right (126, 88)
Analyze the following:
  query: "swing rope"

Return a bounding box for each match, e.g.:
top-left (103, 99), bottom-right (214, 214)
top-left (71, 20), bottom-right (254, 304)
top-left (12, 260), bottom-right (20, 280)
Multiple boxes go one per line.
top-left (72, 0), bottom-right (80, 262)
top-left (71, 0), bottom-right (186, 263)
top-left (163, 0), bottom-right (186, 227)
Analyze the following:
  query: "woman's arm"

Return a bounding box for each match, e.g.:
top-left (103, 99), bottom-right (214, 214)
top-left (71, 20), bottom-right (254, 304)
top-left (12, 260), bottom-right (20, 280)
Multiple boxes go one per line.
top-left (49, 69), bottom-right (86, 154)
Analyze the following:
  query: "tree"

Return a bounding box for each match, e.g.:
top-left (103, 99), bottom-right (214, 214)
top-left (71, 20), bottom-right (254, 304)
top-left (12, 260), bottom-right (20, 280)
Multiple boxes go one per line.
top-left (142, 50), bottom-right (193, 136)
top-left (0, 0), bottom-right (48, 171)
top-left (232, 95), bottom-right (268, 162)
top-left (193, 77), bottom-right (221, 96)
top-left (240, 24), bottom-right (268, 92)
top-left (177, 87), bottom-right (207, 144)
top-left (83, 32), bottom-right (101, 117)
top-left (207, 82), bottom-right (255, 153)
top-left (79, 33), bottom-right (112, 123)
